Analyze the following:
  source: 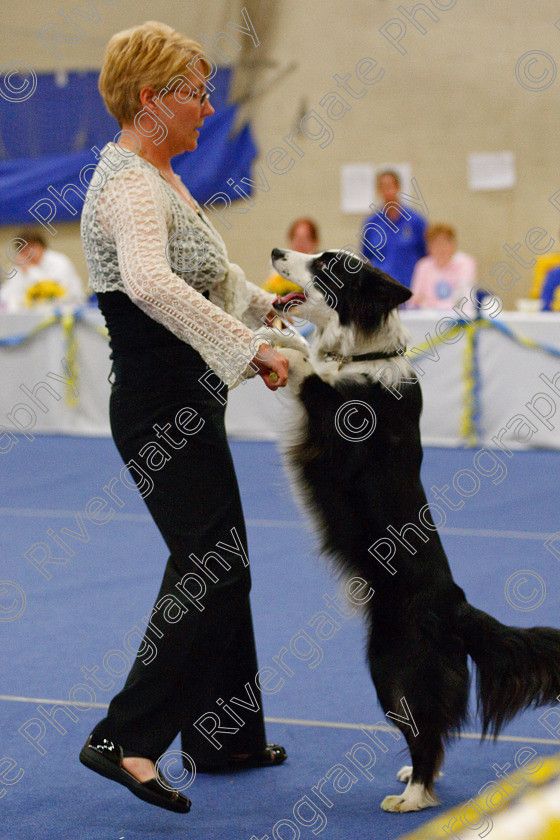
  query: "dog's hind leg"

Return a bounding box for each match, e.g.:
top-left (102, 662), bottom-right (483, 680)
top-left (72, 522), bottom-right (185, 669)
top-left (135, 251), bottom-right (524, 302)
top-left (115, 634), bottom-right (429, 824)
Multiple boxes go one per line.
top-left (380, 727), bottom-right (442, 812)
top-left (369, 661), bottom-right (444, 811)
top-left (396, 764), bottom-right (443, 783)
top-left (369, 628), bottom-right (468, 812)
top-left (396, 765), bottom-right (413, 783)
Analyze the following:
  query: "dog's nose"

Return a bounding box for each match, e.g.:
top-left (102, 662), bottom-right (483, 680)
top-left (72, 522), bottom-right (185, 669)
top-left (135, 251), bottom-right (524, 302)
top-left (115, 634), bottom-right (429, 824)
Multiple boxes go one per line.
top-left (271, 248), bottom-right (285, 261)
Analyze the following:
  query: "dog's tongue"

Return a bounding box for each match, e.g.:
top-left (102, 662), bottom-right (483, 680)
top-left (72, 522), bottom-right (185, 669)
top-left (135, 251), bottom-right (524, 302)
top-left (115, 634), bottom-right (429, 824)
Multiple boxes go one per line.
top-left (273, 291), bottom-right (306, 311)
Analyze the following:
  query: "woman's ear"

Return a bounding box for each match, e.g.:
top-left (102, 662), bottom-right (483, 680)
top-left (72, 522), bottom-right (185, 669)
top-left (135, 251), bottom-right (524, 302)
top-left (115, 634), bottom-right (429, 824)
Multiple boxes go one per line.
top-left (137, 86), bottom-right (175, 122)
top-left (138, 86), bottom-right (158, 111)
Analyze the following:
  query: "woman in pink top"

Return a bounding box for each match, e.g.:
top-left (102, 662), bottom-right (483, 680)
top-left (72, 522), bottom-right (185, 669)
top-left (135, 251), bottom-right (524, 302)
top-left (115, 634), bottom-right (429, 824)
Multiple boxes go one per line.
top-left (409, 223), bottom-right (476, 310)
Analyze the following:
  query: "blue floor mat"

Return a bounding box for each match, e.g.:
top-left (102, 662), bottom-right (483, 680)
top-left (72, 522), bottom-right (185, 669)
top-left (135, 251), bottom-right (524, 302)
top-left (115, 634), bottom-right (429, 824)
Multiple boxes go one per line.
top-left (1, 437), bottom-right (559, 839)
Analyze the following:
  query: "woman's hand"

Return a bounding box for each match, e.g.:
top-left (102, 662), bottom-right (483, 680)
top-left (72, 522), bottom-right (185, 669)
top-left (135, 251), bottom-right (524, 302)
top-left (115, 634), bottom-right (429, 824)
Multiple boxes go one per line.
top-left (251, 343), bottom-right (289, 390)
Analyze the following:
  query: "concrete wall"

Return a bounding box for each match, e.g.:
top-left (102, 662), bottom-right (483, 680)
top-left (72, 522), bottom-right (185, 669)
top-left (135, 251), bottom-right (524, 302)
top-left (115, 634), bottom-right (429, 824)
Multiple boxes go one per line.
top-left (2, 0), bottom-right (560, 308)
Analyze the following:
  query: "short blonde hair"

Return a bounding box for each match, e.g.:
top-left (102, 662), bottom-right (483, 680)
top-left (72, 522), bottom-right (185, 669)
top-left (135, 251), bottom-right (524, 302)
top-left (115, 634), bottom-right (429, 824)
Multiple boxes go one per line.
top-left (426, 223), bottom-right (456, 242)
top-left (99, 21), bottom-right (211, 124)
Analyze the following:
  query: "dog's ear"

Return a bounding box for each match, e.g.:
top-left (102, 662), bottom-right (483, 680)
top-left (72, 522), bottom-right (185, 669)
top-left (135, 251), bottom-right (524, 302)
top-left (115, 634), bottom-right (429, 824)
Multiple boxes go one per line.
top-left (319, 252), bottom-right (411, 313)
top-left (308, 251), bottom-right (411, 331)
top-left (336, 260), bottom-right (411, 331)
top-left (360, 262), bottom-right (412, 311)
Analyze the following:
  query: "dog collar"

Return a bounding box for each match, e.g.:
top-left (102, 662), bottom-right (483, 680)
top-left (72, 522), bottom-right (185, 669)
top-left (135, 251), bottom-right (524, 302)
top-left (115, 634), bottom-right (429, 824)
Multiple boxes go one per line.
top-left (323, 349), bottom-right (405, 370)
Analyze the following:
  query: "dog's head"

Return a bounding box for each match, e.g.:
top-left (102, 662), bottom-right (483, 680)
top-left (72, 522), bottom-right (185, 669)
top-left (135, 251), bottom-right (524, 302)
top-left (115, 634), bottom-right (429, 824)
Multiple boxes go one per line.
top-left (271, 248), bottom-right (411, 333)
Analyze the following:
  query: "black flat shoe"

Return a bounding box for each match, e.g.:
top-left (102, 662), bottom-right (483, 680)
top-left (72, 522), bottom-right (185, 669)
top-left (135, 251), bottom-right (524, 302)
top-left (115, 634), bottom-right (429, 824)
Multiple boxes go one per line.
top-left (197, 743), bottom-right (287, 773)
top-left (229, 743), bottom-right (287, 768)
top-left (79, 736), bottom-right (191, 813)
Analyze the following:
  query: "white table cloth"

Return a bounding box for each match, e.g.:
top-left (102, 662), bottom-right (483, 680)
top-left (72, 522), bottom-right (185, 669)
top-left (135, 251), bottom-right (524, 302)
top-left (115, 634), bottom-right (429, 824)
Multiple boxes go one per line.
top-left (1, 308), bottom-right (559, 449)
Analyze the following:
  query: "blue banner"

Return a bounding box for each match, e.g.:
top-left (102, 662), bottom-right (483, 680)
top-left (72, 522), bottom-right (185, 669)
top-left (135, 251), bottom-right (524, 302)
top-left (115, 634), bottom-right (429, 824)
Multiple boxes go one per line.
top-left (0, 69), bottom-right (257, 225)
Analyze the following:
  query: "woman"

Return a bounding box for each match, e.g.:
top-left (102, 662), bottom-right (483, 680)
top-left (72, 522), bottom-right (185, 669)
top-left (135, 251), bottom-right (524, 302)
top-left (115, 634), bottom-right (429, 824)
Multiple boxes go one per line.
top-left (262, 217), bottom-right (320, 294)
top-left (79, 21), bottom-right (289, 813)
top-left (409, 223), bottom-right (476, 312)
top-left (0, 228), bottom-right (85, 311)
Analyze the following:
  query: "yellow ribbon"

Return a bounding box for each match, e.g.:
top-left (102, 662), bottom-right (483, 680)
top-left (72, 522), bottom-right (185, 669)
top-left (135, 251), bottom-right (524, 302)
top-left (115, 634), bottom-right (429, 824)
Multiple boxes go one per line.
top-left (60, 313), bottom-right (79, 406)
top-left (404, 319), bottom-right (478, 443)
top-left (404, 323), bottom-right (466, 361)
top-left (405, 316), bottom-right (560, 447)
top-left (2, 311), bottom-right (109, 407)
top-left (8, 313), bottom-right (60, 346)
top-left (459, 320), bottom-right (493, 445)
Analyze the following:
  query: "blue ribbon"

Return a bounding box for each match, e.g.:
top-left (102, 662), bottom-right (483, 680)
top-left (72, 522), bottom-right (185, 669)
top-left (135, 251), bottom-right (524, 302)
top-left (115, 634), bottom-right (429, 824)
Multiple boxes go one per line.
top-left (0, 306), bottom-right (94, 349)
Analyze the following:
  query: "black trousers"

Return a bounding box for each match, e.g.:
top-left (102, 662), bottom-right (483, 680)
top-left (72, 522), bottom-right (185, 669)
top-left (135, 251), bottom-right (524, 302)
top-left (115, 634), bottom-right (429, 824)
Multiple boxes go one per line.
top-left (90, 344), bottom-right (267, 766)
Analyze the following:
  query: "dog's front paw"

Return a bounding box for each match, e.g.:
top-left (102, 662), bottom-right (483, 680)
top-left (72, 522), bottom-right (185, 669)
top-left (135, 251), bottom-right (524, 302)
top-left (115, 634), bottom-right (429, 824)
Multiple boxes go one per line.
top-left (253, 325), bottom-right (310, 357)
top-left (281, 348), bottom-right (315, 394)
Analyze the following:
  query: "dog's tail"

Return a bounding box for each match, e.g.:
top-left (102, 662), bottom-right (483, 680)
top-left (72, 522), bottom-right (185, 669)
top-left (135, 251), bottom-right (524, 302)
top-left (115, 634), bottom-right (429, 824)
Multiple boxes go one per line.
top-left (457, 602), bottom-right (560, 737)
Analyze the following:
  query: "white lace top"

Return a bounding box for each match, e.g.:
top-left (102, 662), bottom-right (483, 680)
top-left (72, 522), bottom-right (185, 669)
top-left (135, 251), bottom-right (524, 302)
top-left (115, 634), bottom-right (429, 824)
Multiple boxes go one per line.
top-left (80, 143), bottom-right (275, 387)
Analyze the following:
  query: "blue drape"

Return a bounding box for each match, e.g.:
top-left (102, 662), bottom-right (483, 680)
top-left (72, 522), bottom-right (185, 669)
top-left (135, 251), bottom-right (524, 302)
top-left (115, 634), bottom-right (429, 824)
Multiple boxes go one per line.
top-left (0, 69), bottom-right (257, 225)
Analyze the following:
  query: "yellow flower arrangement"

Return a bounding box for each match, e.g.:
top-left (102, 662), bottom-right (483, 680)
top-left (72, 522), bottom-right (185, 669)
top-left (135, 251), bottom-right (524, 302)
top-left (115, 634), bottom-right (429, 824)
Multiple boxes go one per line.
top-left (25, 280), bottom-right (67, 306)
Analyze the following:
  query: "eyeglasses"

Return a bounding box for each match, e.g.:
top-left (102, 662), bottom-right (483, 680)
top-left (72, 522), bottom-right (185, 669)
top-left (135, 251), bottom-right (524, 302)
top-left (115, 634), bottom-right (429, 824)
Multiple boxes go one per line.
top-left (163, 85), bottom-right (210, 106)
top-left (193, 90), bottom-right (210, 106)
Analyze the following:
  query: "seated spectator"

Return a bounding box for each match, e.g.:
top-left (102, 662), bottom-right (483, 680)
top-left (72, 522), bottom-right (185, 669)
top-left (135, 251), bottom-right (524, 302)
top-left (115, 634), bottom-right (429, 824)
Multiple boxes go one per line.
top-left (0, 228), bottom-right (86, 311)
top-left (409, 223), bottom-right (476, 311)
top-left (361, 170), bottom-right (427, 288)
top-left (530, 232), bottom-right (560, 301)
top-left (541, 264), bottom-right (560, 311)
top-left (263, 217), bottom-right (320, 294)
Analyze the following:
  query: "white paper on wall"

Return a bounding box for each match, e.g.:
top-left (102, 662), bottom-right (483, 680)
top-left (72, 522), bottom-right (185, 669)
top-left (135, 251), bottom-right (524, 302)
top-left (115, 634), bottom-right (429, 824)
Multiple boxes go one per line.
top-left (468, 151), bottom-right (516, 191)
top-left (340, 164), bottom-right (375, 213)
top-left (340, 162), bottom-right (414, 213)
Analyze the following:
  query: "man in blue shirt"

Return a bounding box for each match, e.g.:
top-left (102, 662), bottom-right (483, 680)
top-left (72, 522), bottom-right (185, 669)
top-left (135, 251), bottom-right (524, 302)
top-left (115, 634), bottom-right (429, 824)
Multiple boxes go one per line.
top-left (361, 170), bottom-right (427, 288)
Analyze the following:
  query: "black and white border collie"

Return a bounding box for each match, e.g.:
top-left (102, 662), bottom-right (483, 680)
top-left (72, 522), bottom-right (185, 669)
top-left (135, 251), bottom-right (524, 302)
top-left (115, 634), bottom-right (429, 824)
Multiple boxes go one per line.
top-left (265, 247), bottom-right (560, 813)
